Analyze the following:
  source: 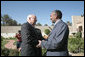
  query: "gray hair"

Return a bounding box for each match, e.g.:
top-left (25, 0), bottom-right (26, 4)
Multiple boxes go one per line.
top-left (27, 14), bottom-right (35, 21)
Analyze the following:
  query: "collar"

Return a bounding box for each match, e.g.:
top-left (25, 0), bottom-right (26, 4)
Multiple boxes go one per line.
top-left (54, 19), bottom-right (61, 26)
top-left (27, 22), bottom-right (35, 27)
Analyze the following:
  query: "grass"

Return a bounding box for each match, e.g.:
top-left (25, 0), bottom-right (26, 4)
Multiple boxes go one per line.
top-left (4, 37), bottom-right (17, 40)
top-left (1, 40), bottom-right (9, 48)
top-left (1, 36), bottom-right (84, 56)
top-left (13, 41), bottom-right (17, 45)
top-left (1, 37), bottom-right (17, 48)
top-left (1, 37), bottom-right (20, 56)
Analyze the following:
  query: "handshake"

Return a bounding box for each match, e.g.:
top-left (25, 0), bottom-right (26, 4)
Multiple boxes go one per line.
top-left (36, 35), bottom-right (48, 48)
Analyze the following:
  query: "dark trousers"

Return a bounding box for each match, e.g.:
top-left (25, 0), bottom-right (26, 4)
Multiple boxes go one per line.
top-left (16, 41), bottom-right (22, 49)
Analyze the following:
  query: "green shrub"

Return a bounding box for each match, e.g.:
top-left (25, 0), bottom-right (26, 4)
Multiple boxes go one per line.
top-left (1, 36), bottom-right (5, 41)
top-left (42, 48), bottom-right (47, 56)
top-left (44, 29), bottom-right (50, 35)
top-left (1, 36), bottom-right (3, 41)
top-left (68, 38), bottom-right (84, 53)
top-left (7, 37), bottom-right (17, 40)
top-left (9, 49), bottom-right (19, 56)
top-left (13, 41), bottom-right (17, 45)
top-left (1, 48), bottom-right (19, 56)
top-left (1, 48), bottom-right (10, 56)
top-left (1, 40), bottom-right (9, 48)
top-left (1, 37), bottom-right (19, 56)
top-left (75, 32), bottom-right (82, 38)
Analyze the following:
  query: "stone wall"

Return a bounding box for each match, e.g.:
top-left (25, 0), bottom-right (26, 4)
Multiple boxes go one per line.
top-left (1, 26), bottom-right (53, 38)
top-left (72, 16), bottom-right (84, 38)
top-left (1, 16), bottom-right (84, 38)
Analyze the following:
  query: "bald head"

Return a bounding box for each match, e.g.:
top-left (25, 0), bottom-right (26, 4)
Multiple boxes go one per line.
top-left (27, 14), bottom-right (36, 20)
top-left (27, 14), bottom-right (37, 26)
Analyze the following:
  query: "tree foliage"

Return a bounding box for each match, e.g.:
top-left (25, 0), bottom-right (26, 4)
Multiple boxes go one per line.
top-left (36, 23), bottom-right (42, 26)
top-left (1, 14), bottom-right (21, 26)
top-left (66, 21), bottom-right (72, 26)
top-left (44, 24), bottom-right (48, 26)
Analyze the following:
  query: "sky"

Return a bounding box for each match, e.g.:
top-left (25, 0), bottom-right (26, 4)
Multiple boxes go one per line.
top-left (1, 1), bottom-right (84, 26)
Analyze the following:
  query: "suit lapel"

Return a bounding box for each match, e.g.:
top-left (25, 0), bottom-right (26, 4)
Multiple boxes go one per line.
top-left (49, 20), bottom-right (62, 36)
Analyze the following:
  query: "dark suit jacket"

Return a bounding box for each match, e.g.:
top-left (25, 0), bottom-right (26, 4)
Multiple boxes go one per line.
top-left (41, 20), bottom-right (69, 56)
top-left (21, 22), bottom-right (41, 56)
top-left (35, 28), bottom-right (44, 56)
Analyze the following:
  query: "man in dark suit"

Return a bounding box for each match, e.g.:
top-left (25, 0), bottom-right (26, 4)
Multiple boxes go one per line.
top-left (35, 28), bottom-right (44, 56)
top-left (37, 10), bottom-right (69, 56)
top-left (21, 14), bottom-right (42, 56)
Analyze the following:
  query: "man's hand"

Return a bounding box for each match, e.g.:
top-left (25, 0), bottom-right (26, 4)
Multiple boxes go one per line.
top-left (44, 35), bottom-right (49, 39)
top-left (36, 40), bottom-right (41, 48)
top-left (18, 47), bottom-right (21, 52)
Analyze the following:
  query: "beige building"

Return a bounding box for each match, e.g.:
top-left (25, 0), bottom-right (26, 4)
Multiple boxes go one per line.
top-left (69, 16), bottom-right (84, 38)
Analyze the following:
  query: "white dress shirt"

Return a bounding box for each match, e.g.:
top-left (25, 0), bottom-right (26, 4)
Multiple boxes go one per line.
top-left (54, 19), bottom-right (61, 26)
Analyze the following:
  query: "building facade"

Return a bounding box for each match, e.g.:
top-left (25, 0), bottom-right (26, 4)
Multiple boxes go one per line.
top-left (69, 16), bottom-right (84, 38)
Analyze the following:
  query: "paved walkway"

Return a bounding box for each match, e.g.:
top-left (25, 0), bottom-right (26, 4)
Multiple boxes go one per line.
top-left (5, 40), bottom-right (16, 49)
